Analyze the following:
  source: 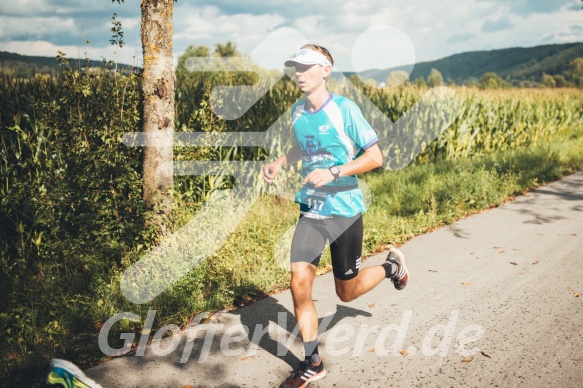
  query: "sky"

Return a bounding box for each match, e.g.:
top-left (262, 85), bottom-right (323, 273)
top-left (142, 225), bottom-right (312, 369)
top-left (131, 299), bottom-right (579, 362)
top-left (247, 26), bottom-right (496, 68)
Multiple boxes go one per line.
top-left (0, 0), bottom-right (582, 74)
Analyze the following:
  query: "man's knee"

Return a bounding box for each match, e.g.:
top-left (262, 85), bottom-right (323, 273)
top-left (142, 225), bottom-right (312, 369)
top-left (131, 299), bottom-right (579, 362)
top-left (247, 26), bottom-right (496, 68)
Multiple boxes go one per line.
top-left (336, 290), bottom-right (353, 302)
top-left (291, 273), bottom-right (314, 301)
top-left (291, 276), bottom-right (311, 293)
top-left (334, 280), bottom-right (356, 302)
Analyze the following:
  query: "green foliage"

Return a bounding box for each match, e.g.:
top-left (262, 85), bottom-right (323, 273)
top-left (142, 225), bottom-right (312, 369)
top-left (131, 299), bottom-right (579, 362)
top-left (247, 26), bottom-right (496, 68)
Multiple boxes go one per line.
top-left (541, 73), bottom-right (556, 88)
top-left (478, 72), bottom-right (508, 89)
top-left (109, 13), bottom-right (125, 49)
top-left (174, 42), bottom-right (258, 89)
top-left (0, 56), bottom-right (151, 382)
top-left (214, 41), bottom-right (240, 57)
top-left (412, 76), bottom-right (426, 88)
top-left (427, 68), bottom-right (443, 87)
top-left (386, 70), bottom-right (409, 88)
top-left (553, 74), bottom-right (568, 88)
top-left (570, 57), bottom-right (583, 88)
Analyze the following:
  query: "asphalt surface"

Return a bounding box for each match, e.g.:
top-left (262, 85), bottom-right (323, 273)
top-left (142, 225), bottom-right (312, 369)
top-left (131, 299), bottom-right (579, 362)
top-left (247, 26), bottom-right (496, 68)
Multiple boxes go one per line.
top-left (86, 171), bottom-right (583, 387)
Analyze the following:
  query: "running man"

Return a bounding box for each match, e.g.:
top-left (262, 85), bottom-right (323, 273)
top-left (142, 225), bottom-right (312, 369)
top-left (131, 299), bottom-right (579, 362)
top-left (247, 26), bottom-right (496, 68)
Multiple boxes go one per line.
top-left (262, 44), bottom-right (410, 388)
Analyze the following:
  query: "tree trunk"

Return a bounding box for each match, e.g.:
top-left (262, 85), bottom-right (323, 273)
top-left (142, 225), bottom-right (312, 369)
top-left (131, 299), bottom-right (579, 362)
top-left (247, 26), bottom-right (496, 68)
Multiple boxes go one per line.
top-left (141, 0), bottom-right (174, 213)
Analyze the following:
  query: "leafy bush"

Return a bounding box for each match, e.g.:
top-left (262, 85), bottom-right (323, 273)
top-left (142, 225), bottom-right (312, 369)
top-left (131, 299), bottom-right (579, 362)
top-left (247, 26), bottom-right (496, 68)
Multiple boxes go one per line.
top-left (0, 56), bottom-right (149, 381)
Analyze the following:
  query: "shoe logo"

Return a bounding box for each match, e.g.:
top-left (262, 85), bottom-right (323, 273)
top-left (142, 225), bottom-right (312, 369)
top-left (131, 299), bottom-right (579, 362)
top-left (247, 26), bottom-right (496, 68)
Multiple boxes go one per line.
top-left (301, 369), bottom-right (318, 381)
top-left (318, 125), bottom-right (331, 135)
top-left (344, 269), bottom-right (353, 275)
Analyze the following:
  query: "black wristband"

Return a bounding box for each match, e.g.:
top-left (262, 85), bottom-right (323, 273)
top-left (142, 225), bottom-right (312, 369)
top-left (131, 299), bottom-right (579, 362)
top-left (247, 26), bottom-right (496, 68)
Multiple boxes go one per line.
top-left (329, 166), bottom-right (340, 181)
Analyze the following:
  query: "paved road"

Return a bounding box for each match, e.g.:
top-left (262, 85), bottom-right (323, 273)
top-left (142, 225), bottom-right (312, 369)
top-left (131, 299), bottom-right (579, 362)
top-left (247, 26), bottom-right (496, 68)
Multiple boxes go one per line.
top-left (87, 171), bottom-right (583, 387)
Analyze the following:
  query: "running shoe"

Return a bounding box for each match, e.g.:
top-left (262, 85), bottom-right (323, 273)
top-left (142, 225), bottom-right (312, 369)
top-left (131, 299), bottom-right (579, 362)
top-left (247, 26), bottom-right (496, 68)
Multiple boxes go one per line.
top-left (46, 358), bottom-right (103, 388)
top-left (279, 357), bottom-right (326, 388)
top-left (386, 248), bottom-right (409, 290)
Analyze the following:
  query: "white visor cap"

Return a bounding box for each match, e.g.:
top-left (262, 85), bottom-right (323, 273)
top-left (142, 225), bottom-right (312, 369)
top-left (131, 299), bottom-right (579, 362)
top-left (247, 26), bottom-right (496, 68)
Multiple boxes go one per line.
top-left (284, 49), bottom-right (332, 68)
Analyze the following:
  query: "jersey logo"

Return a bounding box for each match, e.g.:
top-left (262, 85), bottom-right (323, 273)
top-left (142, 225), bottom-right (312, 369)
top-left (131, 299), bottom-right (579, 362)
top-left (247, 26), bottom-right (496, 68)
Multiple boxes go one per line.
top-left (318, 125), bottom-right (331, 135)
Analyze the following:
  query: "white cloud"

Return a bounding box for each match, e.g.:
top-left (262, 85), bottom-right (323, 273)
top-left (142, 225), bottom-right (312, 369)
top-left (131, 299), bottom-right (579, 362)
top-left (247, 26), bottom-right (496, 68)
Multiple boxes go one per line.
top-left (351, 26), bottom-right (416, 72)
top-left (0, 0), bottom-right (51, 17)
top-left (447, 33), bottom-right (477, 45)
top-left (482, 16), bottom-right (513, 33)
top-left (0, 16), bottom-right (75, 40)
top-left (173, 5), bottom-right (284, 43)
top-left (292, 15), bottom-right (325, 37)
top-left (0, 0), bottom-right (581, 72)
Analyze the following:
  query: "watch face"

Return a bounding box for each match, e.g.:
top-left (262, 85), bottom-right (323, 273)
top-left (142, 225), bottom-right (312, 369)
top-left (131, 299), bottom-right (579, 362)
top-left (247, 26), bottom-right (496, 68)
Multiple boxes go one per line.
top-left (330, 166), bottom-right (340, 175)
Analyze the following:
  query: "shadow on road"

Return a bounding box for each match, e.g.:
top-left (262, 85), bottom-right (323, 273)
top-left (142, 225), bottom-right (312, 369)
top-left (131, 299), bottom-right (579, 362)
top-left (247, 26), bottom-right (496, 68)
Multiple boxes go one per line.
top-left (230, 296), bottom-right (373, 368)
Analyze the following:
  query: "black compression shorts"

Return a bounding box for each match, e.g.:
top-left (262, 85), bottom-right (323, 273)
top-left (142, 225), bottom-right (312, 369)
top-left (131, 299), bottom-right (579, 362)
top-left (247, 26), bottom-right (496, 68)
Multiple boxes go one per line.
top-left (290, 213), bottom-right (363, 280)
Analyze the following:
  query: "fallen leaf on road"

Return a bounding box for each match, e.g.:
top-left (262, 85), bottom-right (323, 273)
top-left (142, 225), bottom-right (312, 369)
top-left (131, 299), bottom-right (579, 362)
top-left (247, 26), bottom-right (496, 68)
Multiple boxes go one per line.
top-left (570, 234), bottom-right (577, 237)
top-left (480, 351), bottom-right (492, 358)
top-left (390, 303), bottom-right (398, 306)
top-left (428, 269), bottom-right (438, 272)
top-left (575, 293), bottom-right (580, 298)
top-left (241, 356), bottom-right (254, 361)
top-left (493, 246), bottom-right (501, 249)
top-left (575, 358), bottom-right (583, 363)
top-left (183, 386), bottom-right (194, 388)
top-left (510, 262), bottom-right (518, 265)
top-left (461, 357), bottom-right (474, 362)
top-left (369, 303), bottom-right (375, 308)
top-left (533, 261), bottom-right (539, 265)
top-left (461, 282), bottom-right (472, 285)
top-left (499, 249), bottom-right (505, 253)
top-left (369, 348), bottom-right (376, 353)
top-left (399, 349), bottom-right (409, 356)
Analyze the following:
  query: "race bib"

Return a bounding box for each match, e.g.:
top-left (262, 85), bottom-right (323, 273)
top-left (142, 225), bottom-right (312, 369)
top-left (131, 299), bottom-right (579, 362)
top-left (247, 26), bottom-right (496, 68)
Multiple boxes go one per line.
top-left (299, 188), bottom-right (334, 218)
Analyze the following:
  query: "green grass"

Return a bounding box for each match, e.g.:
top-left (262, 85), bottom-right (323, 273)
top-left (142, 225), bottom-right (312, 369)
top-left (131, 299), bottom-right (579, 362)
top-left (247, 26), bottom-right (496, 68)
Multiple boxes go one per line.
top-left (362, 129), bottom-right (583, 253)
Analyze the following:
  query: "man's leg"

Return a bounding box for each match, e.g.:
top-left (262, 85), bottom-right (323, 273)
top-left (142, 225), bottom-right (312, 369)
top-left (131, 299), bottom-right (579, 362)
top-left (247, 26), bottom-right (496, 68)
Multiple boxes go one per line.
top-left (328, 214), bottom-right (409, 302)
top-left (281, 263), bottom-right (326, 388)
top-left (333, 266), bottom-right (385, 302)
top-left (280, 219), bottom-right (327, 388)
top-left (290, 262), bottom-right (319, 346)
top-left (333, 247), bottom-right (409, 301)
top-left (289, 216), bottom-right (328, 362)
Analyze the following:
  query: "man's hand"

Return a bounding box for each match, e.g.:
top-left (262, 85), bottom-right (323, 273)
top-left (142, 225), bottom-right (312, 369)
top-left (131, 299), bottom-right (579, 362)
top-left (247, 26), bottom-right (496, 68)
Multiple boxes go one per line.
top-left (303, 168), bottom-right (335, 188)
top-left (262, 160), bottom-right (284, 183)
top-left (262, 144), bottom-right (302, 183)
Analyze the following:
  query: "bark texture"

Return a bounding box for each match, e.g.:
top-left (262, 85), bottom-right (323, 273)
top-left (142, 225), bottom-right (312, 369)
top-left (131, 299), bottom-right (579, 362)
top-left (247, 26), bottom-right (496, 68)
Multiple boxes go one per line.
top-left (141, 0), bottom-right (174, 212)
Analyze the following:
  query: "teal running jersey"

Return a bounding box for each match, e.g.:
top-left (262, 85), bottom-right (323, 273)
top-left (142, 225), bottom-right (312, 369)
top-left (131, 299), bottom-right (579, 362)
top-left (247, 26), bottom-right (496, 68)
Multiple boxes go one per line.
top-left (291, 93), bottom-right (379, 218)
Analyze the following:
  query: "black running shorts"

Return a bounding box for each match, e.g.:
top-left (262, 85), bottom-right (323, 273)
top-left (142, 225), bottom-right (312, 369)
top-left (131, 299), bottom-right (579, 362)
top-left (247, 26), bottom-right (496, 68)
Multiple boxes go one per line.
top-left (290, 213), bottom-right (363, 280)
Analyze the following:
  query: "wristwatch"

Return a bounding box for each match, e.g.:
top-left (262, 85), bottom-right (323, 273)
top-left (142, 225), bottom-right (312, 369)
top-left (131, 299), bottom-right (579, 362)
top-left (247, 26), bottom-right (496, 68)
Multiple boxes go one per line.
top-left (329, 166), bottom-right (340, 181)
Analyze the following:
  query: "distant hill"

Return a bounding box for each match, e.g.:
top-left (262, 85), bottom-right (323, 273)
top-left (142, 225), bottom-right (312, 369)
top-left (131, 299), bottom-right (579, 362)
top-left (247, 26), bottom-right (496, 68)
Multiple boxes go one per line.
top-left (3, 42), bottom-right (583, 84)
top-left (350, 42), bottom-right (583, 85)
top-left (0, 51), bottom-right (135, 77)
